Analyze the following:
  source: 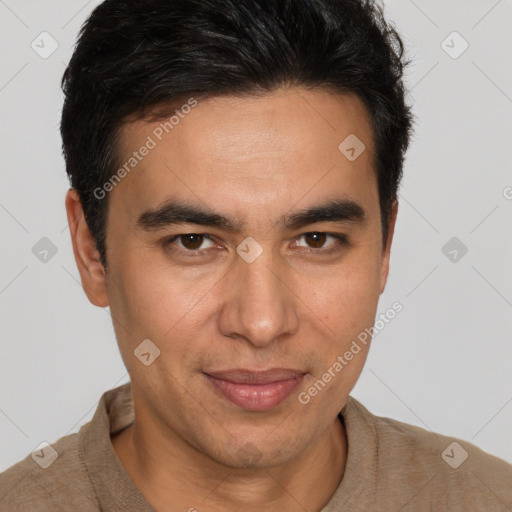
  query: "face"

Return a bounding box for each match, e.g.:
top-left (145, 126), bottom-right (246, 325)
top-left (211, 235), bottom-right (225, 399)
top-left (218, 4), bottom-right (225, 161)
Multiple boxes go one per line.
top-left (68, 86), bottom-right (396, 470)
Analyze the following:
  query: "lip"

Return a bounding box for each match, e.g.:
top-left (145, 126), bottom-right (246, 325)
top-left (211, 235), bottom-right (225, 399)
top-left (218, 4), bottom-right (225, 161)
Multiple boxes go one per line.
top-left (204, 368), bottom-right (305, 411)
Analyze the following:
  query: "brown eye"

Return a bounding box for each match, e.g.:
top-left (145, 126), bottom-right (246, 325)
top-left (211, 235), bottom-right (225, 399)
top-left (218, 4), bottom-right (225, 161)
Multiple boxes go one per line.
top-left (304, 232), bottom-right (327, 249)
top-left (304, 232), bottom-right (327, 248)
top-left (294, 232), bottom-right (348, 254)
top-left (163, 233), bottom-right (219, 258)
top-left (179, 234), bottom-right (206, 250)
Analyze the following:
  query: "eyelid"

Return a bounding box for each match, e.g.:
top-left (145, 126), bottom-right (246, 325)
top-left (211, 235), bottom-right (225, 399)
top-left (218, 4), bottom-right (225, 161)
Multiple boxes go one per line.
top-left (164, 233), bottom-right (217, 252)
top-left (292, 232), bottom-right (349, 253)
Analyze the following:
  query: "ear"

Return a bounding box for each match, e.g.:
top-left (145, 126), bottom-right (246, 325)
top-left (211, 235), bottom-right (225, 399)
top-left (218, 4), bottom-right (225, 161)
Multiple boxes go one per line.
top-left (379, 199), bottom-right (398, 294)
top-left (65, 188), bottom-right (109, 307)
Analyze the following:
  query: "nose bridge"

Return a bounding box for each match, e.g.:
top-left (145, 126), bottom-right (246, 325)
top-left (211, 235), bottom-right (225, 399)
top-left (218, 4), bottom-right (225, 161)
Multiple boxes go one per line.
top-left (219, 245), bottom-right (298, 347)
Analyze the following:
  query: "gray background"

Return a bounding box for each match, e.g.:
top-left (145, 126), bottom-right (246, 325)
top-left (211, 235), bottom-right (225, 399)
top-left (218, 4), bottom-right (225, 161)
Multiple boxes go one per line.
top-left (1, 0), bottom-right (511, 473)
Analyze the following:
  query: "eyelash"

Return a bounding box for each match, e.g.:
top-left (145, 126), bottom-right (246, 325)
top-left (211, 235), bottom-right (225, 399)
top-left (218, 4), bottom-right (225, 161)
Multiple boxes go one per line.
top-left (163, 232), bottom-right (349, 257)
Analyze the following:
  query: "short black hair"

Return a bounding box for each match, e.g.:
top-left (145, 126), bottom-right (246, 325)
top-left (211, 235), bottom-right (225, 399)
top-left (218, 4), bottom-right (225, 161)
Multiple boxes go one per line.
top-left (61, 0), bottom-right (414, 269)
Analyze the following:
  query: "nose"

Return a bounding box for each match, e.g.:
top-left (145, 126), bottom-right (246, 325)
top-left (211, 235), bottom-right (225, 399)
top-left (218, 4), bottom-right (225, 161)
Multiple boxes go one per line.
top-left (218, 249), bottom-right (299, 348)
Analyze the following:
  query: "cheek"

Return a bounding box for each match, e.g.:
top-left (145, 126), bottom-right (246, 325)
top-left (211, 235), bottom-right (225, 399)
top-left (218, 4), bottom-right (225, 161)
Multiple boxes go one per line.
top-left (300, 269), bottom-right (379, 405)
top-left (303, 258), bottom-right (382, 332)
top-left (107, 264), bottom-right (207, 383)
top-left (111, 254), bottom-right (216, 331)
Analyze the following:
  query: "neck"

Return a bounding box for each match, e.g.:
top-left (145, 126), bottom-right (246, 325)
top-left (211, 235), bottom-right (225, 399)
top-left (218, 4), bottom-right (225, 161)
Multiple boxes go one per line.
top-left (112, 407), bottom-right (347, 512)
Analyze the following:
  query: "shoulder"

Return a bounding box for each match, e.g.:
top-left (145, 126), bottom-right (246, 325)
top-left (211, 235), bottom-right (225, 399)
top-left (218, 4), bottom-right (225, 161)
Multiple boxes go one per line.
top-left (0, 428), bottom-right (99, 511)
top-left (345, 397), bottom-right (512, 510)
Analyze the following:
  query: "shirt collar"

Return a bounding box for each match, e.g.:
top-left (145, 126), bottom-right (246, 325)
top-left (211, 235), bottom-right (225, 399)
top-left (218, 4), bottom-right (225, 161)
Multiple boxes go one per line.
top-left (78, 382), bottom-right (376, 511)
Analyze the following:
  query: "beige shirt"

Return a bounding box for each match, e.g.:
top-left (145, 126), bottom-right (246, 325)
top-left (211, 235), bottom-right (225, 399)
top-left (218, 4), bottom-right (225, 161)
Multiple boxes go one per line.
top-left (1, 382), bottom-right (511, 511)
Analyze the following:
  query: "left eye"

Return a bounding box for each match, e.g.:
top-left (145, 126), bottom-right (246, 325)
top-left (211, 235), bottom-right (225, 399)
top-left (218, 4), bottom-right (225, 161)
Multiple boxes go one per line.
top-left (295, 232), bottom-right (345, 251)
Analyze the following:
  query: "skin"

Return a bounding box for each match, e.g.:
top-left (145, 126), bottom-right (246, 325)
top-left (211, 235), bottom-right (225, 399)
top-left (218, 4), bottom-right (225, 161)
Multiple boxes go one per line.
top-left (65, 86), bottom-right (398, 512)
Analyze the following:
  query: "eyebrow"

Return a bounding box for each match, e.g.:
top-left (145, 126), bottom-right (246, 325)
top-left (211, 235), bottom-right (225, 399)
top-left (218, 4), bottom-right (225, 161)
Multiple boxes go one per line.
top-left (136, 197), bottom-right (367, 232)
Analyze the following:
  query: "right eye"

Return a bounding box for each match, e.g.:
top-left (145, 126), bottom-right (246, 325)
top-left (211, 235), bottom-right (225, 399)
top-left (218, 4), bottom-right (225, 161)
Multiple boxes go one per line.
top-left (163, 233), bottom-right (218, 255)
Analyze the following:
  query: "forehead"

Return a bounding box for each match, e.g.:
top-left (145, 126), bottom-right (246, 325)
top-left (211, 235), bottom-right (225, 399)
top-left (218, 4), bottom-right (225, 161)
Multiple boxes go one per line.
top-left (110, 87), bottom-right (378, 226)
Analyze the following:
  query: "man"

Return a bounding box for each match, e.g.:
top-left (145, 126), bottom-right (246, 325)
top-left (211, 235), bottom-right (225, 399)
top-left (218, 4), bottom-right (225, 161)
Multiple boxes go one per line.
top-left (1, 0), bottom-right (511, 510)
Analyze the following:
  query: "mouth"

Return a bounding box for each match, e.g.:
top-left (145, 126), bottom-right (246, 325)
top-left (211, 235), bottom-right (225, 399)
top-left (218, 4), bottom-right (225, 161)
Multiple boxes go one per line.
top-left (203, 368), bottom-right (306, 412)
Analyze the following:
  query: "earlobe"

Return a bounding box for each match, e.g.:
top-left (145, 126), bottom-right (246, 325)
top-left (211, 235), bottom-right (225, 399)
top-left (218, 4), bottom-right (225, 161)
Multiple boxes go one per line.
top-left (65, 188), bottom-right (109, 307)
top-left (379, 199), bottom-right (398, 294)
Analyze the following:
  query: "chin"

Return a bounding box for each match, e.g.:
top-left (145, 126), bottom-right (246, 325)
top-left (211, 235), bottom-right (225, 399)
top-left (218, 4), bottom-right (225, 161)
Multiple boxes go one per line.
top-left (204, 434), bottom-right (301, 470)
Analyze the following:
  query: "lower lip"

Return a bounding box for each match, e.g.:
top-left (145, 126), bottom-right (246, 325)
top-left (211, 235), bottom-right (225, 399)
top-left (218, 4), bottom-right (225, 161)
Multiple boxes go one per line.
top-left (204, 374), bottom-right (304, 411)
